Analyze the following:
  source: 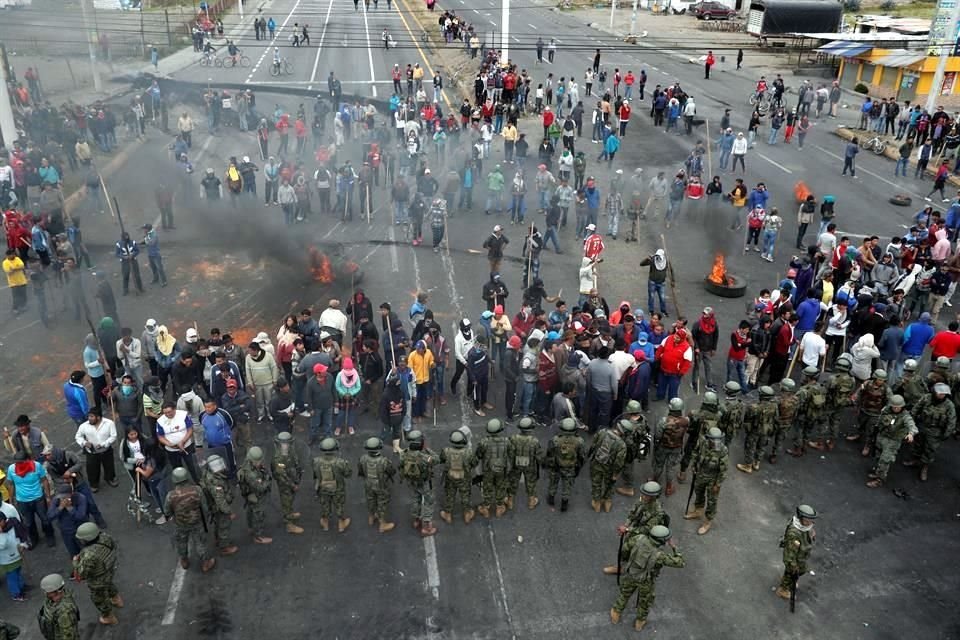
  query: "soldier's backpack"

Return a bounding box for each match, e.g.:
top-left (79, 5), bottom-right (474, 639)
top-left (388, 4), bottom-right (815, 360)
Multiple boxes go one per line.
top-left (660, 417), bottom-right (688, 449)
top-left (718, 402), bottom-right (743, 436)
top-left (446, 448), bottom-right (466, 481)
top-left (170, 485), bottom-right (203, 526)
top-left (401, 452), bottom-right (422, 481)
top-left (486, 438), bottom-right (507, 474)
top-left (557, 436), bottom-right (578, 469)
top-left (810, 384), bottom-right (827, 410)
top-left (363, 457), bottom-right (381, 489)
top-left (778, 394), bottom-right (799, 424)
top-left (759, 402), bottom-right (779, 436)
top-left (513, 436), bottom-right (533, 469)
top-left (593, 431), bottom-right (615, 464)
top-left (316, 458), bottom-right (337, 493)
top-left (830, 374), bottom-right (855, 407)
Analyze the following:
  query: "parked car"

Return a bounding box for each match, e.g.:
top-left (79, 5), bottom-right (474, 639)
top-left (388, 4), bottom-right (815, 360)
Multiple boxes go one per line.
top-left (693, 1), bottom-right (738, 19)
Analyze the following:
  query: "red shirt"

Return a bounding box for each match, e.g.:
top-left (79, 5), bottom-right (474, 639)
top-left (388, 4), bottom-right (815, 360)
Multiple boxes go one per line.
top-left (542, 110), bottom-right (555, 128)
top-left (583, 233), bottom-right (605, 260)
top-left (619, 105), bottom-right (631, 121)
top-left (930, 330), bottom-right (960, 359)
top-left (706, 54), bottom-right (715, 67)
top-left (728, 331), bottom-right (749, 361)
top-left (503, 73), bottom-right (517, 90)
top-left (773, 322), bottom-right (794, 356)
top-left (624, 72), bottom-right (635, 86)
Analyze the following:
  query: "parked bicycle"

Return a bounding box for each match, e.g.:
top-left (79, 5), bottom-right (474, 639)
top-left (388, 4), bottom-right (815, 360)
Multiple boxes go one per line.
top-left (270, 57), bottom-right (293, 76)
top-left (860, 135), bottom-right (887, 155)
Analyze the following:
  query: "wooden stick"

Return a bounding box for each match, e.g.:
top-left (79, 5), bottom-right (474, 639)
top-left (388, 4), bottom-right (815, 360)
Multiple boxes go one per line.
top-left (135, 472), bottom-right (142, 524)
top-left (705, 118), bottom-right (713, 179)
top-left (99, 173), bottom-right (117, 222)
top-left (785, 342), bottom-right (801, 379)
top-left (366, 184), bottom-right (371, 225)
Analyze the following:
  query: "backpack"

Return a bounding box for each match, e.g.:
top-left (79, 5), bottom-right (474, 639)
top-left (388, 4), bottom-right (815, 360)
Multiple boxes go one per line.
top-left (486, 437), bottom-right (507, 474)
top-left (401, 452), bottom-right (422, 480)
top-left (593, 431), bottom-right (614, 464)
top-left (831, 374), bottom-right (855, 407)
top-left (446, 448), bottom-right (466, 480)
top-left (557, 436), bottom-right (578, 469)
top-left (810, 385), bottom-right (827, 409)
top-left (660, 417), bottom-right (687, 448)
top-left (170, 486), bottom-right (202, 526)
top-left (363, 457), bottom-right (381, 489)
top-left (513, 435), bottom-right (533, 469)
top-left (39, 600), bottom-right (74, 640)
top-left (316, 458), bottom-right (337, 493)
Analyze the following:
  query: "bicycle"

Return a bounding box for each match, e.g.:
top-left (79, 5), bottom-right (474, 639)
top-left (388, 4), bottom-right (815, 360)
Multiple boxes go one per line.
top-left (860, 135), bottom-right (887, 155)
top-left (199, 52), bottom-right (222, 67)
top-left (748, 91), bottom-right (768, 115)
top-left (223, 54), bottom-right (251, 68)
top-left (270, 57), bottom-right (293, 76)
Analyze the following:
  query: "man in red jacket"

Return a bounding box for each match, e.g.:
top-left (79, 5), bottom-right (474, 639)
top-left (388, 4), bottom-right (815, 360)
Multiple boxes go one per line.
top-left (618, 100), bottom-right (631, 137)
top-left (542, 106), bottom-right (555, 139)
top-left (762, 313), bottom-right (797, 383)
top-left (656, 328), bottom-right (693, 400)
top-left (705, 50), bottom-right (715, 79)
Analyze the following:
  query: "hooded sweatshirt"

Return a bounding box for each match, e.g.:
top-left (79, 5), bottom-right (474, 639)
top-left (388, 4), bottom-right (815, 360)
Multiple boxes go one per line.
top-left (849, 333), bottom-right (880, 380)
top-left (454, 319), bottom-right (475, 365)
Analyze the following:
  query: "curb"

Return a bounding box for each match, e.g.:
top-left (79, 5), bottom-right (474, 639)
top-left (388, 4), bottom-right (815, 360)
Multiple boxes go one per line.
top-left (831, 126), bottom-right (960, 189)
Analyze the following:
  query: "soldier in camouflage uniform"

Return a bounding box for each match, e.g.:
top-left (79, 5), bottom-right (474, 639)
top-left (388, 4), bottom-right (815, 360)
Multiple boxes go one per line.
top-left (812, 355), bottom-right (856, 451)
top-left (892, 359), bottom-right (926, 412)
top-left (73, 523), bottom-right (122, 626)
top-left (866, 395), bottom-right (916, 488)
top-left (165, 466), bottom-right (219, 567)
top-left (786, 367), bottom-right (828, 457)
top-left (904, 383), bottom-right (957, 481)
top-left (776, 505), bottom-right (817, 600)
top-left (717, 381), bottom-right (745, 447)
top-left (38, 574), bottom-right (80, 640)
top-left (475, 419), bottom-right (512, 518)
top-left (609, 525), bottom-right (685, 631)
top-left (602, 481), bottom-right (668, 575)
top-left (848, 369), bottom-right (890, 457)
top-left (358, 437), bottom-right (397, 533)
top-left (612, 400), bottom-right (649, 496)
top-left (589, 419), bottom-right (628, 512)
top-left (738, 386), bottom-right (778, 474)
top-left (399, 430), bottom-right (439, 536)
top-left (546, 418), bottom-right (585, 512)
top-left (272, 432), bottom-right (305, 534)
top-left (507, 417), bottom-right (543, 510)
top-left (199, 454), bottom-right (238, 556)
top-left (769, 378), bottom-right (798, 463)
top-left (651, 398), bottom-right (688, 496)
top-left (679, 392), bottom-right (720, 483)
top-left (237, 446), bottom-right (273, 545)
top-left (439, 430), bottom-right (477, 524)
top-left (925, 356), bottom-right (951, 391)
top-left (312, 438), bottom-right (352, 532)
top-left (684, 427), bottom-right (728, 535)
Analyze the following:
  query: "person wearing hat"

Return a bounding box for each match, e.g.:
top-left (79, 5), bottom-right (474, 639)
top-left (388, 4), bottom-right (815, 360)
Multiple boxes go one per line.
top-left (482, 224), bottom-right (509, 275)
top-left (358, 436), bottom-right (397, 532)
top-left (165, 466), bottom-right (219, 569)
top-left (786, 367), bottom-right (828, 457)
top-left (439, 430), bottom-right (477, 525)
top-left (866, 395), bottom-right (916, 488)
top-left (848, 369), bottom-right (891, 457)
top-left (219, 377), bottom-right (254, 449)
top-left (73, 522), bottom-right (122, 624)
top-left (609, 523), bottom-right (684, 630)
top-left (891, 358), bottom-right (925, 412)
top-left (245, 340), bottom-right (279, 423)
top-left (903, 381), bottom-right (957, 481)
top-left (7, 414), bottom-right (50, 461)
top-left (775, 505), bottom-right (817, 600)
top-left (43, 444), bottom-right (106, 528)
top-left (38, 573), bottom-right (79, 637)
top-left (583, 221), bottom-right (604, 260)
top-left (475, 419), bottom-right (511, 517)
top-left (201, 167), bottom-right (223, 201)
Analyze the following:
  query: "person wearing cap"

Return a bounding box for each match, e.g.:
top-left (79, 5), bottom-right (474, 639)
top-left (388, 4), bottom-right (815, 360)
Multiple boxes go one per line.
top-left (201, 167), bottom-right (223, 201)
top-left (482, 225), bottom-right (509, 274)
top-left (334, 357), bottom-right (363, 435)
top-left (304, 363), bottom-right (335, 445)
top-left (44, 443), bottom-right (106, 527)
top-left (6, 414), bottom-right (50, 461)
top-left (220, 378), bottom-right (254, 449)
top-left (904, 381), bottom-right (957, 481)
top-left (481, 272), bottom-right (509, 313)
top-left (408, 342), bottom-right (435, 423)
top-left (46, 482), bottom-right (88, 562)
top-left (116, 327), bottom-right (144, 387)
top-left (583, 221), bottom-right (604, 260)
top-left (141, 222), bottom-right (168, 287)
top-left (245, 341), bottom-right (280, 423)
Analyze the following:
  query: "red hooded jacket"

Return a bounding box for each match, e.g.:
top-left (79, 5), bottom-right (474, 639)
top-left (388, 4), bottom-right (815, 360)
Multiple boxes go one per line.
top-left (656, 330), bottom-right (693, 376)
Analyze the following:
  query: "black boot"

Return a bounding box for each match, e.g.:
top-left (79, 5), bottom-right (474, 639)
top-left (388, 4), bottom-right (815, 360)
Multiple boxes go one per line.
top-left (547, 494), bottom-right (555, 506)
top-left (560, 499), bottom-right (569, 512)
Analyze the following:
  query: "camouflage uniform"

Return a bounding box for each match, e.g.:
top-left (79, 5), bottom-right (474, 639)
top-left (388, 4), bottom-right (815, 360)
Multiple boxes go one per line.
top-left (399, 448), bottom-right (438, 526)
top-left (823, 370), bottom-right (856, 442)
top-left (625, 498), bottom-right (668, 538)
top-left (651, 413), bottom-right (688, 491)
top-left (546, 430), bottom-right (585, 505)
top-left (717, 394), bottom-right (745, 447)
top-left (73, 532), bottom-right (119, 618)
top-left (770, 386), bottom-right (799, 459)
top-left (164, 480), bottom-right (211, 561)
top-left (679, 405), bottom-right (719, 477)
top-left (272, 447), bottom-right (304, 523)
top-left (778, 516), bottom-right (815, 593)
top-left (439, 444), bottom-right (476, 515)
top-left (740, 393), bottom-right (777, 469)
top-left (612, 411), bottom-right (649, 490)
top-left (611, 532), bottom-right (685, 626)
top-left (237, 460), bottom-right (272, 538)
top-left (37, 588), bottom-right (80, 640)
top-left (893, 371), bottom-right (927, 413)
top-left (507, 431), bottom-right (542, 506)
top-left (200, 467), bottom-right (235, 551)
top-left (854, 378), bottom-right (890, 449)
top-left (790, 377), bottom-right (827, 453)
top-left (589, 427), bottom-right (627, 505)
top-left (870, 404), bottom-right (916, 482)
top-left (358, 453), bottom-right (396, 524)
top-left (910, 393), bottom-right (957, 467)
top-left (688, 435), bottom-right (728, 521)
top-left (476, 432), bottom-right (512, 513)
top-left (312, 452), bottom-right (352, 520)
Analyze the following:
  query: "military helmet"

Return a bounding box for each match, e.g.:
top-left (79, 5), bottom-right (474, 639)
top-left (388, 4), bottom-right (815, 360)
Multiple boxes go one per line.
top-left (649, 525), bottom-right (671, 544)
top-left (933, 382), bottom-right (951, 395)
top-left (559, 417), bottom-right (577, 433)
top-left (449, 431), bottom-right (466, 446)
top-left (246, 446), bottom-right (264, 462)
top-left (803, 366), bottom-right (819, 378)
top-left (640, 481), bottom-right (662, 497)
top-left (935, 355), bottom-right (951, 371)
top-left (172, 466), bottom-right (190, 484)
top-left (834, 355), bottom-right (852, 371)
top-left (889, 394), bottom-right (906, 408)
top-left (365, 437), bottom-right (383, 451)
top-left (706, 427), bottom-right (724, 440)
top-left (206, 454), bottom-right (226, 474)
top-left (407, 430), bottom-right (423, 443)
top-left (518, 417), bottom-right (535, 430)
top-left (668, 397), bottom-right (684, 414)
top-left (702, 391), bottom-right (719, 407)
top-left (780, 378), bottom-right (796, 391)
top-left (625, 400), bottom-right (642, 414)
top-left (796, 504), bottom-right (818, 520)
top-left (759, 385), bottom-right (775, 398)
top-left (40, 574), bottom-right (65, 593)
top-left (903, 358), bottom-right (919, 373)
top-left (76, 522), bottom-right (100, 542)
top-left (872, 369), bottom-right (887, 381)
top-left (618, 419), bottom-right (636, 433)
top-left (724, 381), bottom-right (741, 395)
top-left (486, 418), bottom-right (503, 434)
top-left (319, 437), bottom-right (339, 452)
top-left (275, 431), bottom-right (294, 443)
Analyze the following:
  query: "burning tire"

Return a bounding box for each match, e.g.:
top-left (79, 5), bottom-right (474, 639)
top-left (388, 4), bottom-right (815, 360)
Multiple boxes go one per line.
top-left (703, 275), bottom-right (747, 298)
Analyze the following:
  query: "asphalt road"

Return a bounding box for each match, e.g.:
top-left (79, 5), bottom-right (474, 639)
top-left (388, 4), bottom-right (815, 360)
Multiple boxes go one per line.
top-left (1, 2), bottom-right (959, 639)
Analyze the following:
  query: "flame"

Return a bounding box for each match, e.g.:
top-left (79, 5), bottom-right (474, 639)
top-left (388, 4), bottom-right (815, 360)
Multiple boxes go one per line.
top-left (707, 253), bottom-right (730, 285)
top-left (309, 247), bottom-right (335, 284)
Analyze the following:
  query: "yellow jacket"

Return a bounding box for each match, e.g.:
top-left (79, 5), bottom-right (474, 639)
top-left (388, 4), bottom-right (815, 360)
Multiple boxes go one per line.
top-left (409, 349), bottom-right (435, 384)
top-left (2, 257), bottom-right (27, 288)
top-left (502, 125), bottom-right (518, 142)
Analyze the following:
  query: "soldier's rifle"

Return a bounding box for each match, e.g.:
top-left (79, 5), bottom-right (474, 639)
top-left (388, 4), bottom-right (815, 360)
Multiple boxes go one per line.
top-left (685, 467), bottom-right (698, 515)
top-left (789, 570), bottom-right (799, 613)
top-left (616, 530), bottom-right (625, 585)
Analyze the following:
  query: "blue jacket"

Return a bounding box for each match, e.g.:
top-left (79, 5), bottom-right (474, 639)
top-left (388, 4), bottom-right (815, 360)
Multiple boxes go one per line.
top-left (946, 203), bottom-right (960, 230)
top-left (604, 135), bottom-right (620, 154)
top-left (747, 189), bottom-right (769, 210)
top-left (585, 186), bottom-right (601, 209)
top-left (623, 361), bottom-right (652, 400)
top-left (795, 298), bottom-right (820, 332)
top-left (31, 226), bottom-right (48, 253)
top-left (63, 381), bottom-right (90, 422)
top-left (200, 407), bottom-right (234, 448)
top-left (878, 326), bottom-right (904, 361)
top-left (902, 320), bottom-right (934, 356)
top-left (720, 133), bottom-right (735, 152)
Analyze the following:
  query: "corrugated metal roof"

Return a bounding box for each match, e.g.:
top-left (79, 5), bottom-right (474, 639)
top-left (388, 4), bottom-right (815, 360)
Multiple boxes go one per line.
top-left (796, 32), bottom-right (928, 42)
top-left (873, 50), bottom-right (927, 68)
top-left (816, 41), bottom-right (874, 57)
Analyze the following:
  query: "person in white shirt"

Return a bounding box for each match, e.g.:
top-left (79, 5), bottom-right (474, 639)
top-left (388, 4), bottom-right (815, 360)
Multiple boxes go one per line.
top-left (797, 320), bottom-right (827, 369)
top-left (318, 299), bottom-right (348, 343)
top-left (116, 328), bottom-right (143, 387)
top-left (579, 257), bottom-right (599, 307)
top-left (156, 402), bottom-right (199, 481)
top-left (74, 408), bottom-right (118, 490)
top-left (824, 300), bottom-right (850, 364)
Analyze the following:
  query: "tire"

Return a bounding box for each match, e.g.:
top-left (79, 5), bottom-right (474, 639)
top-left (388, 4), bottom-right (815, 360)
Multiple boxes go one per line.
top-left (270, 64), bottom-right (279, 77)
top-left (284, 62), bottom-right (293, 75)
top-left (703, 14), bottom-right (711, 20)
top-left (889, 194), bottom-right (912, 207)
top-left (200, 57), bottom-right (209, 67)
top-left (859, 139), bottom-right (872, 150)
top-left (240, 55), bottom-right (251, 68)
top-left (214, 57), bottom-right (223, 68)
top-left (873, 142), bottom-right (886, 155)
top-left (223, 58), bottom-right (236, 68)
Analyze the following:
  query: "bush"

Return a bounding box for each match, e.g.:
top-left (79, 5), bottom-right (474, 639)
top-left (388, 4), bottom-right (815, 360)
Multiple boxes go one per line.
top-left (854, 82), bottom-right (869, 94)
top-left (879, 0), bottom-right (896, 9)
top-left (842, 0), bottom-right (861, 10)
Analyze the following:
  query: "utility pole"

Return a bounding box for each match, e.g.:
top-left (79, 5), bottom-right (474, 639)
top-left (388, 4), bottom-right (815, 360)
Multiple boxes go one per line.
top-left (610, 0), bottom-right (617, 29)
top-left (238, 0), bottom-right (244, 21)
top-left (79, 0), bottom-right (102, 92)
top-left (926, 0), bottom-right (960, 112)
top-left (0, 56), bottom-right (17, 149)
top-left (501, 0), bottom-right (510, 63)
top-left (629, 0), bottom-right (639, 36)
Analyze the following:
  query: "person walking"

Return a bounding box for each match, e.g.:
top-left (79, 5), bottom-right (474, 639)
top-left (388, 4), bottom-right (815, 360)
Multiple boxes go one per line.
top-left (842, 138), bottom-right (859, 177)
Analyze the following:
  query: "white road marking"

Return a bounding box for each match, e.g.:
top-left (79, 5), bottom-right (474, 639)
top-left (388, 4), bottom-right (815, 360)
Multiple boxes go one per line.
top-left (389, 225), bottom-right (399, 272)
top-left (361, 0), bottom-right (379, 97)
top-left (757, 152), bottom-right (793, 174)
top-left (246, 0), bottom-right (303, 83)
top-left (487, 527), bottom-right (516, 638)
top-left (0, 319), bottom-right (40, 340)
top-left (473, 8), bottom-right (480, 13)
top-left (813, 144), bottom-right (924, 200)
top-left (255, 80), bottom-right (395, 85)
top-left (490, 19), bottom-right (497, 25)
top-left (437, 214), bottom-right (472, 429)
top-left (423, 533), bottom-right (440, 600)
top-left (160, 565), bottom-right (186, 625)
top-left (511, 36), bottom-right (520, 42)
top-left (307, 0), bottom-right (337, 91)
top-left (322, 221), bottom-right (343, 239)
top-left (411, 244), bottom-right (422, 288)
top-left (528, 23), bottom-right (537, 28)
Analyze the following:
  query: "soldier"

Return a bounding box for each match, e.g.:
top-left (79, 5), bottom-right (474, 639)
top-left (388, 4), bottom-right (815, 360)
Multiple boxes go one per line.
top-left (399, 430), bottom-right (439, 536)
top-left (738, 386), bottom-right (777, 474)
top-left (609, 525), bottom-right (685, 631)
top-left (651, 398), bottom-right (688, 496)
top-left (612, 400), bottom-right (649, 496)
top-left (769, 378), bottom-right (798, 463)
top-left (678, 391), bottom-right (719, 483)
top-left (164, 467), bottom-right (216, 571)
top-left (867, 395), bottom-right (916, 488)
top-left (358, 437), bottom-right (397, 532)
top-left (775, 504), bottom-right (817, 601)
top-left (546, 417), bottom-right (586, 511)
top-left (312, 438), bottom-right (352, 532)
top-left (602, 481), bottom-right (668, 575)
top-left (439, 430), bottom-right (476, 524)
top-left (904, 382), bottom-right (957, 481)
top-left (684, 427), bottom-right (728, 535)
top-left (892, 359), bottom-right (925, 412)
top-left (716, 381), bottom-right (744, 447)
top-left (475, 419), bottom-right (511, 517)
top-left (589, 419), bottom-right (628, 512)
top-left (38, 574), bottom-right (80, 640)
top-left (847, 369), bottom-right (890, 457)
top-left (812, 354), bottom-right (855, 451)
top-left (237, 446), bottom-right (273, 544)
top-left (925, 355), bottom-right (951, 390)
top-left (507, 417), bottom-right (542, 510)
top-left (272, 431), bottom-right (305, 534)
top-left (786, 367), bottom-right (827, 457)
top-left (199, 454), bottom-right (238, 556)
top-left (73, 523), bottom-right (121, 626)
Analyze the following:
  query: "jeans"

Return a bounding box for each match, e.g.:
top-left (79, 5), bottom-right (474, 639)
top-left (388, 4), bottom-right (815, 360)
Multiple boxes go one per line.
top-left (656, 373), bottom-right (681, 400)
top-left (18, 496), bottom-right (54, 544)
top-left (148, 254), bottom-right (167, 285)
top-left (762, 230), bottom-right (777, 256)
top-left (433, 364), bottom-right (446, 399)
top-left (895, 157), bottom-right (908, 177)
top-left (768, 127), bottom-right (779, 145)
top-left (394, 201), bottom-right (408, 223)
top-left (648, 281), bottom-right (667, 314)
top-left (539, 190), bottom-right (550, 211)
top-left (309, 407), bottom-right (334, 440)
top-left (624, 85), bottom-right (632, 99)
top-left (587, 389), bottom-right (612, 432)
top-left (665, 197), bottom-right (683, 223)
top-left (727, 358), bottom-right (747, 390)
top-left (4, 566), bottom-right (23, 598)
top-left (719, 149), bottom-right (730, 170)
top-left (517, 381), bottom-right (536, 416)
top-left (543, 225), bottom-right (561, 252)
top-left (485, 191), bottom-right (503, 213)
top-left (592, 120), bottom-right (603, 141)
